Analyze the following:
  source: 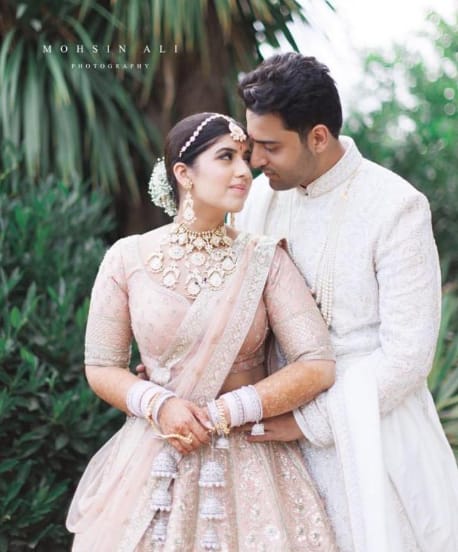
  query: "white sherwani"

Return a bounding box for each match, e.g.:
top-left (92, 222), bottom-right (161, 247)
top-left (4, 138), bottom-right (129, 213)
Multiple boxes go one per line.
top-left (236, 137), bottom-right (458, 552)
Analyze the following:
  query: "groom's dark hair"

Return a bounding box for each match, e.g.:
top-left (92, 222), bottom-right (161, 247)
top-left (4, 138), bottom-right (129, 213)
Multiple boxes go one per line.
top-left (238, 53), bottom-right (342, 139)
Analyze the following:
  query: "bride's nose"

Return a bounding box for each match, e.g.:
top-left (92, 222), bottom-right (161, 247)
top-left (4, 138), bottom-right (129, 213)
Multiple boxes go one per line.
top-left (234, 156), bottom-right (252, 179)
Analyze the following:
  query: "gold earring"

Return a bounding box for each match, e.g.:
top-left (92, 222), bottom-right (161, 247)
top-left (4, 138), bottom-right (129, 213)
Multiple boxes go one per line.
top-left (182, 179), bottom-right (196, 225)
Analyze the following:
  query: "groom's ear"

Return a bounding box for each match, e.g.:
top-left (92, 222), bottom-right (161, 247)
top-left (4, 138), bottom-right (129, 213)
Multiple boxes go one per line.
top-left (307, 124), bottom-right (330, 155)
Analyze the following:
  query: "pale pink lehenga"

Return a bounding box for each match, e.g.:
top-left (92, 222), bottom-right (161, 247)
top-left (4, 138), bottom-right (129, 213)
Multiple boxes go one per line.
top-left (66, 230), bottom-right (337, 551)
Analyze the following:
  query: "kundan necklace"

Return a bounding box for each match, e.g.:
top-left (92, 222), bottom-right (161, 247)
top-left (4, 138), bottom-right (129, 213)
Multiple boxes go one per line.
top-left (147, 222), bottom-right (237, 298)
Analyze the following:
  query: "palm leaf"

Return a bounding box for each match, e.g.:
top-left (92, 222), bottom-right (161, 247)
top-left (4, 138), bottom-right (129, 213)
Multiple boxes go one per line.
top-left (0, 0), bottom-right (332, 207)
top-left (23, 52), bottom-right (41, 177)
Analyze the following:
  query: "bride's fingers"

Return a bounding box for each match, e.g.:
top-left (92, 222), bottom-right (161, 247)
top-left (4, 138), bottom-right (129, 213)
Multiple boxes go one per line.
top-left (188, 404), bottom-right (213, 430)
top-left (188, 417), bottom-right (210, 446)
top-left (168, 436), bottom-right (194, 455)
top-left (167, 438), bottom-right (188, 455)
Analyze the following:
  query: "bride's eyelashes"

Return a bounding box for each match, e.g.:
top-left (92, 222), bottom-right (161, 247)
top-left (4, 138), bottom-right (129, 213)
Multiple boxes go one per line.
top-left (218, 151), bottom-right (233, 160)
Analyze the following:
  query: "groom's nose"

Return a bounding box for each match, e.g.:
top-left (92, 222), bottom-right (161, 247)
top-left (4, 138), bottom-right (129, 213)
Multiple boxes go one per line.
top-left (250, 144), bottom-right (267, 169)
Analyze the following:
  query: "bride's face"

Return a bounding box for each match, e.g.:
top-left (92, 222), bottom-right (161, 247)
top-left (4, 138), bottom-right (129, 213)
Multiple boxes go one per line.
top-left (181, 134), bottom-right (252, 218)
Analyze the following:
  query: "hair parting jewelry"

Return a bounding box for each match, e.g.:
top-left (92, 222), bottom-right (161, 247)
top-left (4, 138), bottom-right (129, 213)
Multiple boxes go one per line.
top-left (178, 114), bottom-right (247, 158)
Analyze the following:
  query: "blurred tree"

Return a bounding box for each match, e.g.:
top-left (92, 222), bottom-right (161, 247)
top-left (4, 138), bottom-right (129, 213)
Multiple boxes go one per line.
top-left (345, 12), bottom-right (458, 281)
top-left (0, 1), bottom-right (158, 203)
top-left (346, 13), bottom-right (458, 458)
top-left (0, 0), bottom-right (334, 234)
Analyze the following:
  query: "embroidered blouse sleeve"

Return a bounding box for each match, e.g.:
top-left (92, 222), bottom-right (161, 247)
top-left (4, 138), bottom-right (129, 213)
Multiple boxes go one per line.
top-left (84, 240), bottom-right (133, 368)
top-left (264, 245), bottom-right (334, 363)
top-left (295, 192), bottom-right (441, 447)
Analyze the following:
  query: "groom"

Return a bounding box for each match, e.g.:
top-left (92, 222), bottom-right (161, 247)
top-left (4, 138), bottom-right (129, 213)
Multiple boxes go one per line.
top-left (236, 53), bottom-right (458, 551)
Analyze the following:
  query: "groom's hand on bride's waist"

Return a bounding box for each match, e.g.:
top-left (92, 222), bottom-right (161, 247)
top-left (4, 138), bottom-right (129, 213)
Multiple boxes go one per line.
top-left (131, 363), bottom-right (304, 444)
top-left (239, 413), bottom-right (304, 442)
top-left (134, 363), bottom-right (148, 380)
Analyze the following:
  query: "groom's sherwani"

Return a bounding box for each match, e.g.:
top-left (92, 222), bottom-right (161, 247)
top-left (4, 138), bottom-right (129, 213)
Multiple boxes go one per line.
top-left (237, 137), bottom-right (458, 552)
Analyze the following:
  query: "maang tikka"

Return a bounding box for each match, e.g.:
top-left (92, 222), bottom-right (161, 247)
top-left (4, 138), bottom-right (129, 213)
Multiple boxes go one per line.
top-left (182, 178), bottom-right (196, 225)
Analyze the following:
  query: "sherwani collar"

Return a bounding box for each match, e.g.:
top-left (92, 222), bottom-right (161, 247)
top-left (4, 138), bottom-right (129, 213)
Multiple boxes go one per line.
top-left (296, 136), bottom-right (363, 198)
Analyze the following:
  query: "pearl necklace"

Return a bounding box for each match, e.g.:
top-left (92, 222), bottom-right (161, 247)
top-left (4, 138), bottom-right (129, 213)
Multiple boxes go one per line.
top-left (311, 164), bottom-right (361, 327)
top-left (147, 222), bottom-right (237, 298)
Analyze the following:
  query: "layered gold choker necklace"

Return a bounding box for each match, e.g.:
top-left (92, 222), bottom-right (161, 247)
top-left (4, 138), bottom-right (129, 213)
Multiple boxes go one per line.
top-left (147, 222), bottom-right (237, 298)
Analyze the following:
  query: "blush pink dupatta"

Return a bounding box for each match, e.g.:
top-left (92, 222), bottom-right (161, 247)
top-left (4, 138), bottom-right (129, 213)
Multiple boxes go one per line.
top-left (66, 233), bottom-right (278, 551)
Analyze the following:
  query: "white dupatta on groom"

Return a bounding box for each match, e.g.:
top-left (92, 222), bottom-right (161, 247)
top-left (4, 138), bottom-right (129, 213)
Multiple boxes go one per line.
top-left (236, 136), bottom-right (458, 552)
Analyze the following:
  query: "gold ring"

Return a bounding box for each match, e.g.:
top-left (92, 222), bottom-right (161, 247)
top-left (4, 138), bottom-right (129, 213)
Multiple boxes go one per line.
top-left (164, 432), bottom-right (193, 445)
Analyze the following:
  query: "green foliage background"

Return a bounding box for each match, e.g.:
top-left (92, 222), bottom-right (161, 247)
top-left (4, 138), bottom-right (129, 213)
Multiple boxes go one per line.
top-left (346, 12), bottom-right (458, 279)
top-left (345, 11), bottom-right (458, 453)
top-left (0, 147), bottom-right (124, 550)
top-left (0, 0), bottom-right (306, 207)
top-left (0, 3), bottom-right (457, 550)
top-left (0, 0), bottom-right (312, 548)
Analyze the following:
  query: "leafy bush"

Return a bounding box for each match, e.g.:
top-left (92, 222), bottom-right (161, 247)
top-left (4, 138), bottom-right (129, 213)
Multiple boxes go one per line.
top-left (0, 160), bottom-right (123, 549)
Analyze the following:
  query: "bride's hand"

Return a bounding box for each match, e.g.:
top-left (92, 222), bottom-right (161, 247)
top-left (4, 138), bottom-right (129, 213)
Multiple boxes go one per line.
top-left (158, 398), bottom-right (211, 455)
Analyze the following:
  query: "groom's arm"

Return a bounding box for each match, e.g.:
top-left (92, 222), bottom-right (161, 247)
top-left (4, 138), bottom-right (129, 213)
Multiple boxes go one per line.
top-left (291, 191), bottom-right (441, 448)
top-left (250, 190), bottom-right (441, 446)
top-left (245, 412), bottom-right (303, 442)
top-left (247, 243), bottom-right (335, 443)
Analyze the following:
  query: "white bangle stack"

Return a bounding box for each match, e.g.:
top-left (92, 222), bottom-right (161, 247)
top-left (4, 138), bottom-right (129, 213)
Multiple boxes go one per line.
top-left (219, 385), bottom-right (263, 428)
top-left (126, 379), bottom-right (176, 424)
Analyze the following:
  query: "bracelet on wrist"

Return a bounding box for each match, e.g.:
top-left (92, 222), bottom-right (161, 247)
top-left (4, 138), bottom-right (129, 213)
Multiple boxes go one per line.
top-left (207, 399), bottom-right (230, 436)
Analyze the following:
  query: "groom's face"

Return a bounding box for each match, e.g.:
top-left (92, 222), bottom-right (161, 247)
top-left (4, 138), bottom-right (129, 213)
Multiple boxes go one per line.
top-left (246, 110), bottom-right (318, 191)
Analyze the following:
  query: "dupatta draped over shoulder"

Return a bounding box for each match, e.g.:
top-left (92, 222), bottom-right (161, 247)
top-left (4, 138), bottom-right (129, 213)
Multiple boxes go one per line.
top-left (237, 138), bottom-right (458, 552)
top-left (67, 231), bottom-right (336, 552)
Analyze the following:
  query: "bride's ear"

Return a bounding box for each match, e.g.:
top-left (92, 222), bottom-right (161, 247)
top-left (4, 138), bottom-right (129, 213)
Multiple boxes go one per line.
top-left (173, 162), bottom-right (192, 191)
top-left (307, 125), bottom-right (330, 154)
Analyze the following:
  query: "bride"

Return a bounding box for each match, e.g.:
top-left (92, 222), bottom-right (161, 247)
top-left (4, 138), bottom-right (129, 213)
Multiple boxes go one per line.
top-left (66, 112), bottom-right (337, 551)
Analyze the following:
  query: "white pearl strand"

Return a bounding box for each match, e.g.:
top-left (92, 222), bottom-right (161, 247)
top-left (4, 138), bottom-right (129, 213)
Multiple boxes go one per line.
top-left (312, 166), bottom-right (361, 327)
